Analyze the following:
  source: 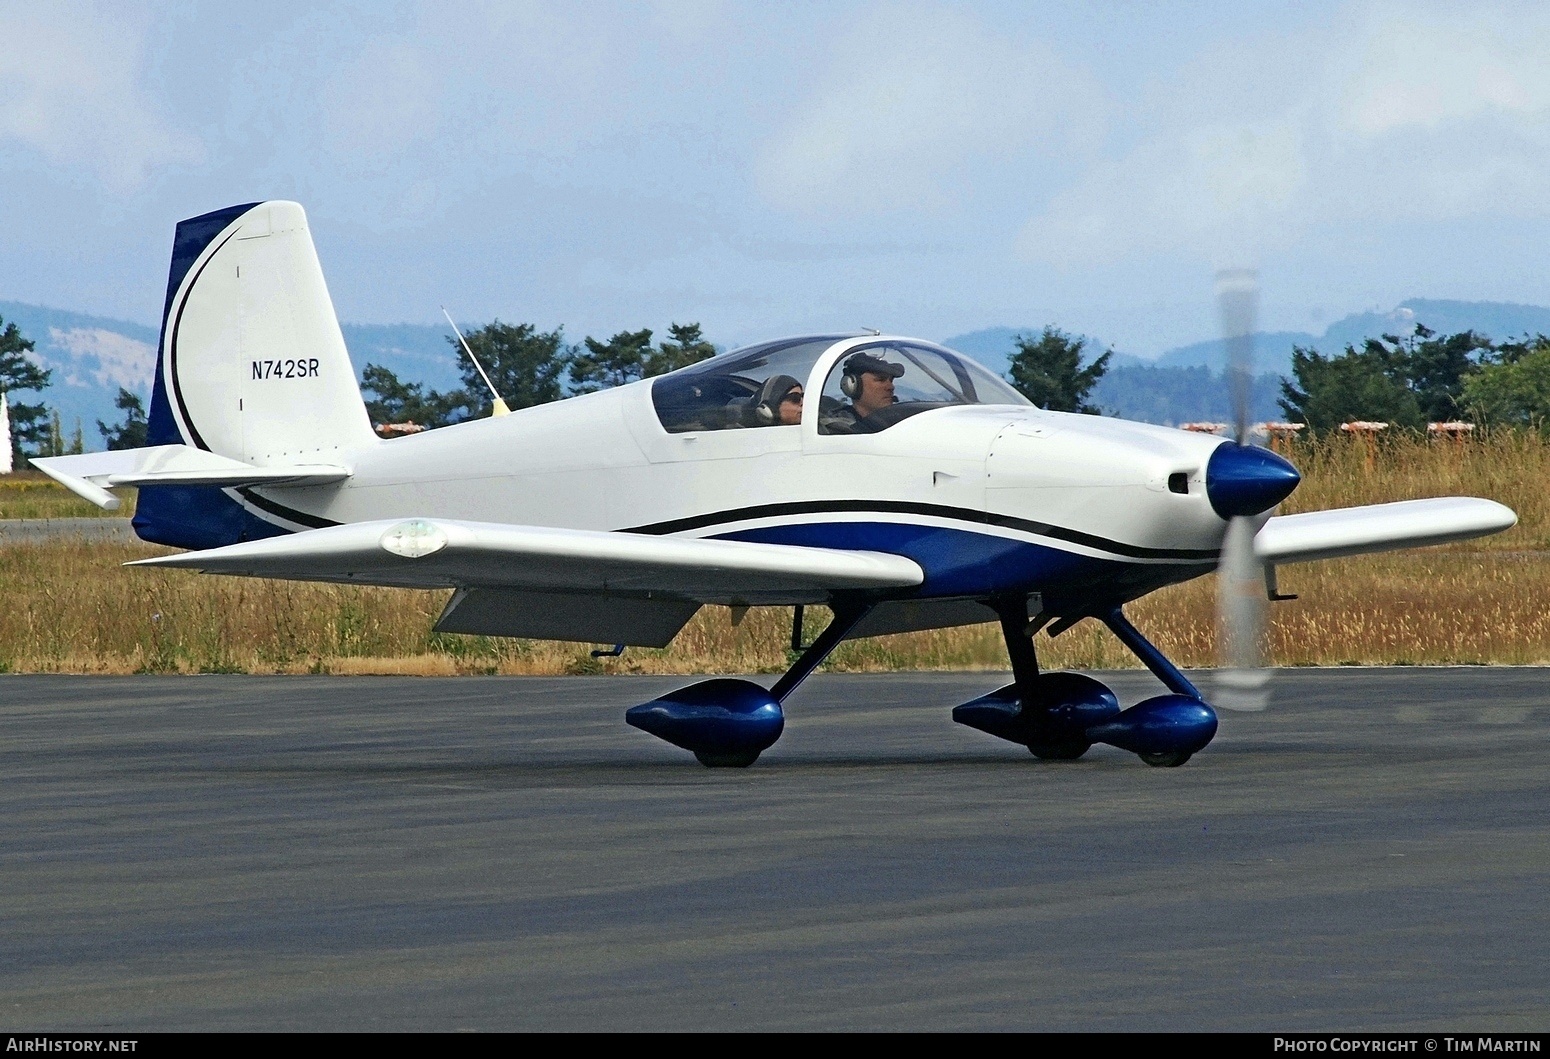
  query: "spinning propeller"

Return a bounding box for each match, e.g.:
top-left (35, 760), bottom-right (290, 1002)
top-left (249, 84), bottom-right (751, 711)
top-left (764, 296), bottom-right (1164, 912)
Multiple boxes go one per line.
top-left (1208, 269), bottom-right (1301, 711)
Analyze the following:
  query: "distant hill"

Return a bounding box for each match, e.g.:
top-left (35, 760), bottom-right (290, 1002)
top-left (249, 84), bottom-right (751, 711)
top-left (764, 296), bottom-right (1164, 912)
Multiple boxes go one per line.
top-left (0, 301), bottom-right (463, 446)
top-left (1324, 299), bottom-right (1550, 349)
top-left (1152, 331), bottom-right (1314, 378)
top-left (944, 298), bottom-right (1550, 426)
top-left (0, 302), bottom-right (160, 446)
top-left (6, 296), bottom-right (1550, 449)
top-left (946, 299), bottom-right (1550, 380)
top-left (1092, 366), bottom-right (1286, 426)
top-left (337, 322), bottom-right (466, 392)
top-left (942, 326), bottom-right (1146, 376)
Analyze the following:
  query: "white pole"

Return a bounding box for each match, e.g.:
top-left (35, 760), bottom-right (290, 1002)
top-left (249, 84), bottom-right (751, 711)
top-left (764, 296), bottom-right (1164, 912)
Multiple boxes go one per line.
top-left (0, 392), bottom-right (13, 474)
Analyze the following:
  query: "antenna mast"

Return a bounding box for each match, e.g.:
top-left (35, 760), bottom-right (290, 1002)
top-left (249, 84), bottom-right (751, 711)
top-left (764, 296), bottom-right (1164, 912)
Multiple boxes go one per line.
top-left (441, 307), bottom-right (510, 417)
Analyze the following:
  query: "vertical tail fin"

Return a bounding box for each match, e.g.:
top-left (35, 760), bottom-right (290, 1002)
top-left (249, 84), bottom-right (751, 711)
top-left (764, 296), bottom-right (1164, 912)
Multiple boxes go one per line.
top-left (138, 200), bottom-right (376, 547)
top-left (146, 200), bottom-right (375, 460)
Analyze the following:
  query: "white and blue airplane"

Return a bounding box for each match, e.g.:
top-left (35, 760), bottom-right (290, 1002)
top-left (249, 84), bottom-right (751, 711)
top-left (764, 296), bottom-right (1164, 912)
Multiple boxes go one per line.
top-left (35, 201), bottom-right (1518, 768)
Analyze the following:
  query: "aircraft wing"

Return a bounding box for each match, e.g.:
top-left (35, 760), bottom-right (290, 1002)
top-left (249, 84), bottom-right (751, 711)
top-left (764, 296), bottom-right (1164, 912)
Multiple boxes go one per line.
top-left (1255, 497), bottom-right (1517, 565)
top-left (131, 517), bottom-right (925, 647)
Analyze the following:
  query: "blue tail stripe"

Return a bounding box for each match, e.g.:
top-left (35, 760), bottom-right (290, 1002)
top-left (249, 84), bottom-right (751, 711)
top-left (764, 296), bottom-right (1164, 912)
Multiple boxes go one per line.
top-left (137, 202), bottom-right (287, 550)
top-left (146, 202), bottom-right (258, 450)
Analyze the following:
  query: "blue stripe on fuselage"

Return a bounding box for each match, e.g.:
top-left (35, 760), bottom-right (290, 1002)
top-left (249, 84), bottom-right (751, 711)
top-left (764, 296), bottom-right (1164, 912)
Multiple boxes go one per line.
top-left (713, 520), bottom-right (1133, 598)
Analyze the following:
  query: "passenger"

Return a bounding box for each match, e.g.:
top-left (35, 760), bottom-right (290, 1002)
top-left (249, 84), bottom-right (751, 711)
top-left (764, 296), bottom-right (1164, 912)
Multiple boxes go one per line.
top-left (753, 374), bottom-right (804, 426)
top-left (820, 352), bottom-right (903, 433)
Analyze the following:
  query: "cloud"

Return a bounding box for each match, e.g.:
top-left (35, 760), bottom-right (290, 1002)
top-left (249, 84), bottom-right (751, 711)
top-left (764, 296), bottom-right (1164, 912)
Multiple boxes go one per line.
top-left (0, 1), bottom-right (204, 190)
top-left (1021, 2), bottom-right (1550, 268)
top-left (756, 4), bottom-right (1104, 215)
top-left (320, 36), bottom-right (440, 164)
top-left (1342, 4), bottom-right (1550, 135)
top-left (1022, 119), bottom-right (1310, 267)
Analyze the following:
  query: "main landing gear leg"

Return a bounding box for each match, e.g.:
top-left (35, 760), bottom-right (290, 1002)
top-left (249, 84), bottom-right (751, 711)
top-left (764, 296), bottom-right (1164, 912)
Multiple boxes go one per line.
top-left (1090, 606), bottom-right (1218, 767)
top-left (625, 601), bottom-right (874, 768)
top-left (770, 601), bottom-right (873, 703)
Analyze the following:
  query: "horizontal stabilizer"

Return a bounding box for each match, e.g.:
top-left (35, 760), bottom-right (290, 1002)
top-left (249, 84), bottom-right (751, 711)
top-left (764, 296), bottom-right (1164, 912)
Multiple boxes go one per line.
top-left (1255, 497), bottom-right (1516, 565)
top-left (33, 446), bottom-right (349, 509)
top-left (129, 517), bottom-right (925, 604)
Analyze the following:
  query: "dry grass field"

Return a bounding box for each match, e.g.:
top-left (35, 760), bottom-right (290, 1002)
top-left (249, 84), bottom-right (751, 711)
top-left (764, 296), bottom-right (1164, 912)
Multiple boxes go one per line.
top-left (0, 471), bottom-right (137, 520)
top-left (0, 431), bottom-right (1545, 675)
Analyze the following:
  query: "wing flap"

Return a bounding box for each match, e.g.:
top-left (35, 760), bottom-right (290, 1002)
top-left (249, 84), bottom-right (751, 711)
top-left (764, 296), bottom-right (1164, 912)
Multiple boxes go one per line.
top-left (130, 517), bottom-right (925, 604)
top-left (33, 445), bottom-right (348, 510)
top-left (1255, 497), bottom-right (1517, 565)
top-left (434, 588), bottom-right (699, 647)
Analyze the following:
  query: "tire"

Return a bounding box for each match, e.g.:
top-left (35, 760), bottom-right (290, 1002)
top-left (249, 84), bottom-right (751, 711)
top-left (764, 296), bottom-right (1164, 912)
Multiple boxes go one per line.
top-left (1027, 740), bottom-right (1091, 761)
top-left (694, 749), bottom-right (761, 768)
top-left (1139, 750), bottom-right (1193, 768)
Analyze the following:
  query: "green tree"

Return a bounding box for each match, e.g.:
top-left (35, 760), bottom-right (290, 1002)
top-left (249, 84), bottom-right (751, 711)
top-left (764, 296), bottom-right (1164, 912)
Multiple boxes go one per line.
top-left (453, 321), bottom-right (572, 414)
top-left (35, 410), bottom-right (84, 458)
top-left (1006, 326), bottom-right (1112, 414)
top-left (1279, 344), bottom-right (1423, 432)
top-left (1361, 325), bottom-right (1491, 422)
top-left (1462, 337), bottom-right (1550, 427)
top-left (569, 328), bottom-right (655, 394)
top-left (0, 316), bottom-right (53, 463)
top-left (360, 365), bottom-right (466, 432)
top-left (644, 322), bottom-right (717, 377)
top-left (97, 388), bottom-right (148, 450)
top-left (1485, 332), bottom-right (1550, 366)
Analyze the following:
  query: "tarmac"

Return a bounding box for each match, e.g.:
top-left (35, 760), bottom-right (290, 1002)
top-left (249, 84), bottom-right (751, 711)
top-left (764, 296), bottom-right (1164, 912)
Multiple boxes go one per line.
top-left (1, 668), bottom-right (1546, 1031)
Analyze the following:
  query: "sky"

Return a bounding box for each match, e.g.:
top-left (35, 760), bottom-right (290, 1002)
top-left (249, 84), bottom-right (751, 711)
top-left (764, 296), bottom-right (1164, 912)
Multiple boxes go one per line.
top-left (5, 0), bottom-right (1550, 355)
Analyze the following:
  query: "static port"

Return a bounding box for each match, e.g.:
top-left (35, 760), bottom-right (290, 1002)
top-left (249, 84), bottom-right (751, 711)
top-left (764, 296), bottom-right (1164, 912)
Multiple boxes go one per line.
top-left (1168, 472), bottom-right (1189, 495)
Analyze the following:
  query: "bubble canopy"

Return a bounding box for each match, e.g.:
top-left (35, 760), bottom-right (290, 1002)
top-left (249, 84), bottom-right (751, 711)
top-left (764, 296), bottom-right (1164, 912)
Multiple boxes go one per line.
top-left (650, 334), bottom-right (1029, 434)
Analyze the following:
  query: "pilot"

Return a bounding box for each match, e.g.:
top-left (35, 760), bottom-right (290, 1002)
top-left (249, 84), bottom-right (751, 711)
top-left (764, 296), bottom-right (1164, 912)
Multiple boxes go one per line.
top-left (753, 375), bottom-right (804, 426)
top-left (820, 352), bottom-right (903, 433)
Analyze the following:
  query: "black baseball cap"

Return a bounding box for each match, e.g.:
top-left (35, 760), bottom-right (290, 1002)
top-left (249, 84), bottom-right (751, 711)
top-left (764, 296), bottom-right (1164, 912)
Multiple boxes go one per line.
top-left (844, 352), bottom-right (904, 379)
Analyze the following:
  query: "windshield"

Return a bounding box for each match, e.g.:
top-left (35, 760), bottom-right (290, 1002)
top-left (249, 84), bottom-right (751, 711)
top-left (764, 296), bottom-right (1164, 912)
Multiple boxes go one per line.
top-left (817, 341), bottom-right (1030, 434)
top-left (651, 334), bottom-right (855, 433)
